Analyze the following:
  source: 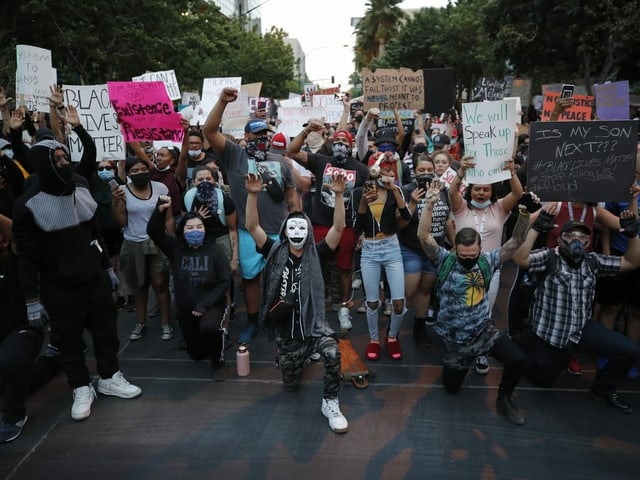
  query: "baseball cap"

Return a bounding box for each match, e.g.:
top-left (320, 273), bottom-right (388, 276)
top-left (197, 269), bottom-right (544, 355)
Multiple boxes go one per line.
top-left (432, 133), bottom-right (450, 148)
top-left (244, 119), bottom-right (269, 134)
top-left (332, 129), bottom-right (353, 144)
top-left (560, 220), bottom-right (591, 236)
top-left (270, 132), bottom-right (289, 155)
top-left (374, 128), bottom-right (397, 145)
top-left (35, 127), bottom-right (55, 142)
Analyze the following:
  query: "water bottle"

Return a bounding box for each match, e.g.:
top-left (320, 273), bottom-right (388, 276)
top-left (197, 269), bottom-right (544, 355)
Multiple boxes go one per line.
top-left (236, 344), bottom-right (250, 377)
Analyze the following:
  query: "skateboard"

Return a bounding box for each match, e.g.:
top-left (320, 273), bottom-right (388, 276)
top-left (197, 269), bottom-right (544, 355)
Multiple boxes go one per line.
top-left (339, 337), bottom-right (370, 388)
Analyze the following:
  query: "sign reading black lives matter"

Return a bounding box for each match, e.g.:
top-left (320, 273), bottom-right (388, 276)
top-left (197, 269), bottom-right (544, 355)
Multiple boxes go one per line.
top-left (527, 120), bottom-right (639, 202)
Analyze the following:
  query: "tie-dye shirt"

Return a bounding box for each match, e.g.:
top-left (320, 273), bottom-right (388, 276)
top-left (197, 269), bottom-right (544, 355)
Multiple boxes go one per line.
top-left (434, 247), bottom-right (500, 344)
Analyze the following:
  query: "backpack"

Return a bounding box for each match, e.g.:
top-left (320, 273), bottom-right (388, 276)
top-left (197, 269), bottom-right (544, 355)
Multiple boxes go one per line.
top-left (435, 253), bottom-right (493, 304)
top-left (183, 187), bottom-right (226, 226)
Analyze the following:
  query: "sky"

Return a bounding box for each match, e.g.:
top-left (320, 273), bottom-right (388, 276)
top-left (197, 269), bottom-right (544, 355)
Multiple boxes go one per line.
top-left (260, 0), bottom-right (451, 90)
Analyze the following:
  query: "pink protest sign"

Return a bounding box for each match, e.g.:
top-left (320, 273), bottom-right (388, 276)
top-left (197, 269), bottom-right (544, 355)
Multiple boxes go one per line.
top-left (107, 81), bottom-right (184, 142)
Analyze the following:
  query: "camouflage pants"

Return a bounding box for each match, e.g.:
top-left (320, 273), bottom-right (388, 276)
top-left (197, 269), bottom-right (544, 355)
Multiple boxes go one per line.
top-left (276, 335), bottom-right (341, 398)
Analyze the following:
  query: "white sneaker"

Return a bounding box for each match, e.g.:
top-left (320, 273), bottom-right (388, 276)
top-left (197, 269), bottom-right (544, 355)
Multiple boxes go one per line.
top-left (339, 307), bottom-right (352, 331)
top-left (97, 371), bottom-right (142, 399)
top-left (71, 385), bottom-right (96, 421)
top-left (321, 398), bottom-right (348, 433)
top-left (475, 355), bottom-right (490, 375)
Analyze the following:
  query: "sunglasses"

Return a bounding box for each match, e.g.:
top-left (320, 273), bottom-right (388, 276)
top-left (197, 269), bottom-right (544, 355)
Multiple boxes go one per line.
top-left (98, 166), bottom-right (113, 171)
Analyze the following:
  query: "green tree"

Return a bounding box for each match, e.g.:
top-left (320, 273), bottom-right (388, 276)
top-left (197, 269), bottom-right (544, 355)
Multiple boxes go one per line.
top-left (354, 0), bottom-right (407, 71)
top-left (482, 0), bottom-right (640, 92)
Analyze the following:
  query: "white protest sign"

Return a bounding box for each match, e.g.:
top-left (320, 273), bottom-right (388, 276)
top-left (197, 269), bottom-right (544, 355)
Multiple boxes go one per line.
top-left (439, 166), bottom-right (467, 196)
top-left (132, 70), bottom-right (181, 101)
top-left (461, 99), bottom-right (516, 183)
top-left (181, 92), bottom-right (200, 107)
top-left (277, 107), bottom-right (325, 139)
top-left (195, 77), bottom-right (242, 125)
top-left (63, 84), bottom-right (125, 161)
top-left (221, 116), bottom-right (248, 140)
top-left (311, 95), bottom-right (345, 124)
top-left (280, 96), bottom-right (303, 107)
top-left (16, 45), bottom-right (54, 113)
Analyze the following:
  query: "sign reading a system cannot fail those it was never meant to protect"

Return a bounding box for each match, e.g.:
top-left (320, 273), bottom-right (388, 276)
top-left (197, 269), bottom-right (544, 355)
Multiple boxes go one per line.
top-left (362, 68), bottom-right (424, 111)
top-left (527, 120), bottom-right (639, 202)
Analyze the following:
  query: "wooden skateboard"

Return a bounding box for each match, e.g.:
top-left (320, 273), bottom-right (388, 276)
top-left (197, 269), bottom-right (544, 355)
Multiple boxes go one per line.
top-left (339, 337), bottom-right (370, 388)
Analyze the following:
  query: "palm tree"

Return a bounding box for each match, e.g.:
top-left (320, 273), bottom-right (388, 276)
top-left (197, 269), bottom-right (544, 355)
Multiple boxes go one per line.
top-left (354, 0), bottom-right (407, 70)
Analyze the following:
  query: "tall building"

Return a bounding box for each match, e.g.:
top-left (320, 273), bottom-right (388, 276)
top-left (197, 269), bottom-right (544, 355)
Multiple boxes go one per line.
top-left (210, 0), bottom-right (262, 30)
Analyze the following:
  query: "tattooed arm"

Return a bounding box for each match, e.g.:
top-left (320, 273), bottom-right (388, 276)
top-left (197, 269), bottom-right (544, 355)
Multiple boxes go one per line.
top-left (499, 205), bottom-right (531, 265)
top-left (417, 182), bottom-right (442, 263)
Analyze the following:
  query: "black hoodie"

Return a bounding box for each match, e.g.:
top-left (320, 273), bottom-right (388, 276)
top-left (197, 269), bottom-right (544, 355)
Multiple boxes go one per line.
top-left (12, 140), bottom-right (110, 299)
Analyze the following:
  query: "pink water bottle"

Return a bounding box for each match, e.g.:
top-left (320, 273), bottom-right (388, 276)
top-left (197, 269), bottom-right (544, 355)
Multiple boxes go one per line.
top-left (236, 345), bottom-right (250, 377)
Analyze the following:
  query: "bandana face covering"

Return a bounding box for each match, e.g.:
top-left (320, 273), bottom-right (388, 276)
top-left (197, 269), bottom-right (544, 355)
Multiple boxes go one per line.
top-left (246, 136), bottom-right (270, 162)
top-left (196, 180), bottom-right (217, 209)
top-left (332, 143), bottom-right (352, 165)
top-left (286, 217), bottom-right (308, 250)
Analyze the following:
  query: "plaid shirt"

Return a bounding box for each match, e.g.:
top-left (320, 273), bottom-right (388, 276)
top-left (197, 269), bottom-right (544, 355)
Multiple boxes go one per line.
top-left (529, 247), bottom-right (621, 348)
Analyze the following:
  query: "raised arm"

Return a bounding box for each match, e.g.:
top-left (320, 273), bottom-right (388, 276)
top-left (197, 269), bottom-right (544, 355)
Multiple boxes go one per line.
top-left (498, 206), bottom-right (530, 264)
top-left (64, 106), bottom-right (97, 181)
top-left (203, 87), bottom-right (237, 156)
top-left (449, 155), bottom-right (474, 212)
top-left (245, 173), bottom-right (268, 249)
top-left (335, 95), bottom-right (351, 131)
top-left (356, 109), bottom-right (377, 160)
top-left (324, 172), bottom-right (347, 250)
top-left (289, 120), bottom-right (323, 167)
top-left (174, 118), bottom-right (191, 190)
top-left (620, 211), bottom-right (640, 272)
top-left (512, 203), bottom-right (557, 268)
top-left (393, 107), bottom-right (405, 147)
top-left (417, 183), bottom-right (442, 263)
top-left (499, 158), bottom-right (524, 214)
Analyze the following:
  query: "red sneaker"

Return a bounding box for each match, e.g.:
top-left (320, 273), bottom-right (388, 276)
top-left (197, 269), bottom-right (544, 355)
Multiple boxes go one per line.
top-left (365, 342), bottom-right (381, 361)
top-left (386, 336), bottom-right (403, 360)
top-left (567, 356), bottom-right (583, 375)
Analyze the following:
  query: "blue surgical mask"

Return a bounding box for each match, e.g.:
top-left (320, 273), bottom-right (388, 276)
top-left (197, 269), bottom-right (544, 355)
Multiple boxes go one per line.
top-left (98, 169), bottom-right (115, 181)
top-left (450, 138), bottom-right (458, 146)
top-left (470, 199), bottom-right (492, 209)
top-left (184, 230), bottom-right (205, 247)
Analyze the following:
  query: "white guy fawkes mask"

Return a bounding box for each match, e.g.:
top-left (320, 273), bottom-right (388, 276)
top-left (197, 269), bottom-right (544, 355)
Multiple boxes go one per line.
top-left (286, 217), bottom-right (308, 250)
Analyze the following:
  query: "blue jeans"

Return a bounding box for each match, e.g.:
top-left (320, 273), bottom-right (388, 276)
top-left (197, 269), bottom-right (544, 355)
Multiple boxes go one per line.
top-left (361, 235), bottom-right (406, 341)
top-left (523, 320), bottom-right (640, 391)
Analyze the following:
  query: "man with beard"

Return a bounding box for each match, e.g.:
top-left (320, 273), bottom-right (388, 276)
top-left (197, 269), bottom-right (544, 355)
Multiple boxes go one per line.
top-left (288, 120), bottom-right (369, 331)
top-left (245, 170), bottom-right (348, 433)
top-left (418, 182), bottom-right (532, 426)
top-left (203, 88), bottom-right (298, 344)
top-left (11, 139), bottom-right (141, 422)
top-left (512, 203), bottom-right (640, 414)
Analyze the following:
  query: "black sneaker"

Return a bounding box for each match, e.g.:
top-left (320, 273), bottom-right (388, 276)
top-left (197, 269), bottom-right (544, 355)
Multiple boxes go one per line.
top-left (0, 416), bottom-right (27, 443)
top-left (496, 394), bottom-right (525, 425)
top-left (590, 387), bottom-right (632, 414)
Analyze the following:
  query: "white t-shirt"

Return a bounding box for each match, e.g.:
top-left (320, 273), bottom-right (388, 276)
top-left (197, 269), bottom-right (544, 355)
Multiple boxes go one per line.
top-left (121, 180), bottom-right (169, 242)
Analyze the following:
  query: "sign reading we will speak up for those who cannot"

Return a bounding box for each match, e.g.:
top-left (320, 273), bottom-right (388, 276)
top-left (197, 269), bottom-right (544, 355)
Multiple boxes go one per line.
top-left (527, 120), bottom-right (639, 202)
top-left (362, 68), bottom-right (424, 111)
top-left (461, 99), bottom-right (516, 184)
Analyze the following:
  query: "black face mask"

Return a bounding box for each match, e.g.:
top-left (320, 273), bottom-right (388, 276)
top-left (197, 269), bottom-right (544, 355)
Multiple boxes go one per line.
top-left (129, 172), bottom-right (150, 187)
top-left (458, 255), bottom-right (479, 270)
top-left (354, 115), bottom-right (364, 123)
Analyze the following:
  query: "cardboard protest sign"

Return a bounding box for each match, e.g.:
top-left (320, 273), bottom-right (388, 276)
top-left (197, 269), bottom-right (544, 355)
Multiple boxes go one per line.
top-left (194, 77), bottom-right (242, 125)
top-left (107, 81), bottom-right (184, 143)
top-left (461, 99), bottom-right (516, 183)
top-left (132, 70), bottom-right (181, 101)
top-left (423, 68), bottom-right (454, 116)
top-left (277, 106), bottom-right (325, 139)
top-left (243, 83), bottom-right (262, 99)
top-left (63, 84), bottom-right (125, 161)
top-left (594, 81), bottom-right (629, 120)
top-left (541, 92), bottom-right (594, 121)
top-left (15, 45), bottom-right (54, 113)
top-left (362, 68), bottom-right (424, 111)
top-left (527, 120), bottom-right (638, 202)
top-left (311, 95), bottom-right (345, 124)
top-left (181, 92), bottom-right (200, 107)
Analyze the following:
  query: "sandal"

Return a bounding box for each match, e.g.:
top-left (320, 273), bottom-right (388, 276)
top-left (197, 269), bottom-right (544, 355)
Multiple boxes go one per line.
top-left (365, 342), bottom-right (381, 361)
top-left (386, 336), bottom-right (403, 360)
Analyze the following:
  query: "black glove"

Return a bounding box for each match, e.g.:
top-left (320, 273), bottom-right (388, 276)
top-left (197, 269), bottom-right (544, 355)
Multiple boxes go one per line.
top-left (620, 214), bottom-right (638, 238)
top-left (532, 210), bottom-right (555, 233)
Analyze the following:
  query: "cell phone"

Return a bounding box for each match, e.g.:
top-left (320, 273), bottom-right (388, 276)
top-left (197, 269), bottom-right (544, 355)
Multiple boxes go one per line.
top-left (257, 101), bottom-right (266, 110)
top-left (560, 84), bottom-right (575, 99)
top-left (416, 173), bottom-right (433, 191)
top-left (364, 180), bottom-right (377, 193)
top-left (107, 178), bottom-right (119, 190)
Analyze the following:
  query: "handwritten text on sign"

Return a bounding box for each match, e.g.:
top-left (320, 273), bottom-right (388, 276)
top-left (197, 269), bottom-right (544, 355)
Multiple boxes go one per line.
top-left (132, 70), bottom-right (181, 101)
top-left (541, 92), bottom-right (594, 121)
top-left (461, 99), bottom-right (516, 183)
top-left (64, 84), bottom-right (124, 161)
top-left (527, 120), bottom-right (638, 202)
top-left (362, 68), bottom-right (424, 111)
top-left (108, 81), bottom-right (184, 143)
top-left (16, 44), bottom-right (54, 113)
